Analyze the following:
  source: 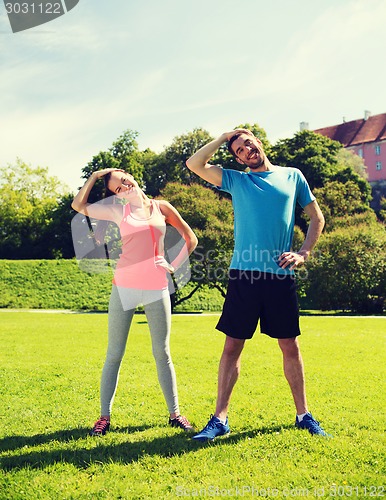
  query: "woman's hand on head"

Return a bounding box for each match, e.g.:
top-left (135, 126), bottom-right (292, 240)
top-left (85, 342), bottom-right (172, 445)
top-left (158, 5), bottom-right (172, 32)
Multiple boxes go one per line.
top-left (92, 168), bottom-right (125, 180)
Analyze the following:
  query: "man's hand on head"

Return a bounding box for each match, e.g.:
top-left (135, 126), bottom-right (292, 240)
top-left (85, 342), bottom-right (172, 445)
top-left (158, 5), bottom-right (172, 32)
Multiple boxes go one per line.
top-left (223, 129), bottom-right (253, 142)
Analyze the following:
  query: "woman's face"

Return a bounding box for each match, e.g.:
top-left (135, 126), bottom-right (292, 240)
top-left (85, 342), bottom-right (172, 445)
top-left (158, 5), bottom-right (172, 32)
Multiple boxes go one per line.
top-left (107, 171), bottom-right (140, 199)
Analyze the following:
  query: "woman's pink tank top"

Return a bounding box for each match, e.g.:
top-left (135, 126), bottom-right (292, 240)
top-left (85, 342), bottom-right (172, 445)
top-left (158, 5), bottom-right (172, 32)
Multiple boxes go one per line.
top-left (112, 200), bottom-right (168, 290)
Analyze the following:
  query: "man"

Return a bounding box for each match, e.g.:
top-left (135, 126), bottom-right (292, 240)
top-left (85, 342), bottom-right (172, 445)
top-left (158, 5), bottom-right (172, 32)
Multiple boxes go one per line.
top-left (186, 128), bottom-right (328, 440)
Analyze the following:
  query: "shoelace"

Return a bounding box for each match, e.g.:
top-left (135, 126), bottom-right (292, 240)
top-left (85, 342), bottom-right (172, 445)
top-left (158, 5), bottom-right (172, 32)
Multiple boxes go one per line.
top-left (172, 415), bottom-right (192, 428)
top-left (206, 415), bottom-right (220, 429)
top-left (175, 416), bottom-right (189, 425)
top-left (93, 418), bottom-right (109, 432)
top-left (303, 416), bottom-right (323, 432)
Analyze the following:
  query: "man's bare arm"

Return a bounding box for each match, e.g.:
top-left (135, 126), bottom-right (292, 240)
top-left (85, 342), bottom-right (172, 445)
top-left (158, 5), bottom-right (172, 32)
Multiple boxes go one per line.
top-left (279, 200), bottom-right (325, 270)
top-left (186, 130), bottom-right (248, 186)
top-left (298, 200), bottom-right (325, 258)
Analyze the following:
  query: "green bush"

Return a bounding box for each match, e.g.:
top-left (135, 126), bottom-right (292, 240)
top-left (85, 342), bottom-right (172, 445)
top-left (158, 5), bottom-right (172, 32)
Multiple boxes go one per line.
top-left (0, 260), bottom-right (113, 310)
top-left (304, 221), bottom-right (386, 313)
top-left (0, 259), bottom-right (224, 311)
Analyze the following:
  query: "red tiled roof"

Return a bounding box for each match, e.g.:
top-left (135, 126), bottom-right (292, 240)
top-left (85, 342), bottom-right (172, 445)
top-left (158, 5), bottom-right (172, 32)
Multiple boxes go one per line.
top-left (314, 112), bottom-right (386, 146)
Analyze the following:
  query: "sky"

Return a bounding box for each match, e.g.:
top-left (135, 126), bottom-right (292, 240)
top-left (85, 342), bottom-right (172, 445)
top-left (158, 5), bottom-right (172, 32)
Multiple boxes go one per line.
top-left (1, 0), bottom-right (386, 192)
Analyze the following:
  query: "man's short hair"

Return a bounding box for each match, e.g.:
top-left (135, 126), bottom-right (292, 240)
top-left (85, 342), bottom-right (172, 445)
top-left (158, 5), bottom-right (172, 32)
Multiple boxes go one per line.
top-left (227, 130), bottom-right (254, 158)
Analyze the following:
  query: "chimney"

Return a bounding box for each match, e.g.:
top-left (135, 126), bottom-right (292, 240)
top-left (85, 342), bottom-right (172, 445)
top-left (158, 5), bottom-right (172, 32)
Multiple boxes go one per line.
top-left (364, 110), bottom-right (371, 120)
top-left (300, 121), bottom-right (309, 131)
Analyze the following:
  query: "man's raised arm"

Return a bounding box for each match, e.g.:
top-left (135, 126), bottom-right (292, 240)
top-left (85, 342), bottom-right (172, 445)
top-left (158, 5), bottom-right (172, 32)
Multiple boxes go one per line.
top-left (186, 131), bottom-right (239, 186)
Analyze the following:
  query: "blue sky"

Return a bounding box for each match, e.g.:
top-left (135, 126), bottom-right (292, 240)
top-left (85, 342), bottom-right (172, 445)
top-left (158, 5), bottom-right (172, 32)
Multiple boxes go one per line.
top-left (1, 0), bottom-right (385, 192)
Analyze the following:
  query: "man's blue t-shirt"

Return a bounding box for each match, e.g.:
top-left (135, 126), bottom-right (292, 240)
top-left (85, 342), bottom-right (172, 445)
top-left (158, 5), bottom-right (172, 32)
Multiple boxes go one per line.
top-left (219, 166), bottom-right (315, 275)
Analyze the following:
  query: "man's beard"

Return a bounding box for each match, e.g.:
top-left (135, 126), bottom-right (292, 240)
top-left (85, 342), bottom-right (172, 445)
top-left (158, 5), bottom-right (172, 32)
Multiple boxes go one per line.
top-left (248, 151), bottom-right (265, 169)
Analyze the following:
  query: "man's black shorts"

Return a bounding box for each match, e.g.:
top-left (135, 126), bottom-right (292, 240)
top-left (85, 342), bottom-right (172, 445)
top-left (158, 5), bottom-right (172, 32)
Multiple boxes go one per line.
top-left (216, 270), bottom-right (301, 340)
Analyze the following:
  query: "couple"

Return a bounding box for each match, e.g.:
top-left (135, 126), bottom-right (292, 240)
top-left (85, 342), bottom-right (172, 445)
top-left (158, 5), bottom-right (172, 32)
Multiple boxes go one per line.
top-left (72, 128), bottom-right (329, 440)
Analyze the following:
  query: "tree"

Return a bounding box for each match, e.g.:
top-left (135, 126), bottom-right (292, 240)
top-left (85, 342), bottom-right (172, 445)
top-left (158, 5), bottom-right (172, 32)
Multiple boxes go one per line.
top-left (143, 123), bottom-right (272, 198)
top-left (0, 159), bottom-right (70, 258)
top-left (109, 129), bottom-right (143, 180)
top-left (270, 130), bottom-right (375, 233)
top-left (379, 197), bottom-right (386, 223)
top-left (47, 193), bottom-right (77, 258)
top-left (329, 167), bottom-right (371, 205)
top-left (143, 124), bottom-right (272, 197)
top-left (371, 180), bottom-right (386, 215)
top-left (335, 148), bottom-right (367, 179)
top-left (140, 148), bottom-right (163, 197)
top-left (304, 219), bottom-right (386, 313)
top-left (271, 130), bottom-right (342, 190)
top-left (309, 180), bottom-right (373, 230)
top-left (162, 128), bottom-right (215, 189)
top-left (158, 183), bottom-right (234, 305)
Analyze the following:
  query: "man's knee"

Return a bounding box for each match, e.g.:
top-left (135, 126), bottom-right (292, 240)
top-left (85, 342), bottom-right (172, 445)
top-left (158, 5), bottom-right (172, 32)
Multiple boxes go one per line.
top-left (278, 337), bottom-right (300, 357)
top-left (223, 336), bottom-right (245, 358)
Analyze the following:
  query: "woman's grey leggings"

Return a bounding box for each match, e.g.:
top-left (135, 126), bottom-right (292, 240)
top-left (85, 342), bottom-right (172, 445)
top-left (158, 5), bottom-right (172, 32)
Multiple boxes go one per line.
top-left (100, 285), bottom-right (179, 416)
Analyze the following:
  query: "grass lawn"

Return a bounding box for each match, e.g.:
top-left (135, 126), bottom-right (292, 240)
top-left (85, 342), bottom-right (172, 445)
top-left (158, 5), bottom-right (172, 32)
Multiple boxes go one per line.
top-left (0, 312), bottom-right (385, 499)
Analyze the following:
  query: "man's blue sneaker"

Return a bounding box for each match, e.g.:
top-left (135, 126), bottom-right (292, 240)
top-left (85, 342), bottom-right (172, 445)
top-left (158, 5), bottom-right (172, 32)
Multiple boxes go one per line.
top-left (192, 415), bottom-right (230, 442)
top-left (295, 413), bottom-right (330, 436)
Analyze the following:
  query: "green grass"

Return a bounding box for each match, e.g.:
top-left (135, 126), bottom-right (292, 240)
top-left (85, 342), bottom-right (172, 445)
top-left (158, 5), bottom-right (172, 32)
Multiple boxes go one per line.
top-left (0, 313), bottom-right (385, 499)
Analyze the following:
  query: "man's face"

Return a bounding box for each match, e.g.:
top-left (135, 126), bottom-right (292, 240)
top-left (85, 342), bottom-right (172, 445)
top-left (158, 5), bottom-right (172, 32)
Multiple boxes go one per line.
top-left (231, 134), bottom-right (265, 169)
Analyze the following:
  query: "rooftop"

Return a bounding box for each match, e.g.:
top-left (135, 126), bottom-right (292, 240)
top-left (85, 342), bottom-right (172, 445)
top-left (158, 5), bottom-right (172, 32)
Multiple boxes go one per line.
top-left (314, 112), bottom-right (386, 147)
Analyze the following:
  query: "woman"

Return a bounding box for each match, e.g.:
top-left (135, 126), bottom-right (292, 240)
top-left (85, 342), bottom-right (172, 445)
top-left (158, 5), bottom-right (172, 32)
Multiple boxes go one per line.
top-left (72, 168), bottom-right (198, 435)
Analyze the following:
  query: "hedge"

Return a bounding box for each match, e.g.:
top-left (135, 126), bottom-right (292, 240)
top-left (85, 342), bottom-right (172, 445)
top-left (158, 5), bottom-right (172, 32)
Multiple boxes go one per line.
top-left (0, 260), bottom-right (224, 312)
